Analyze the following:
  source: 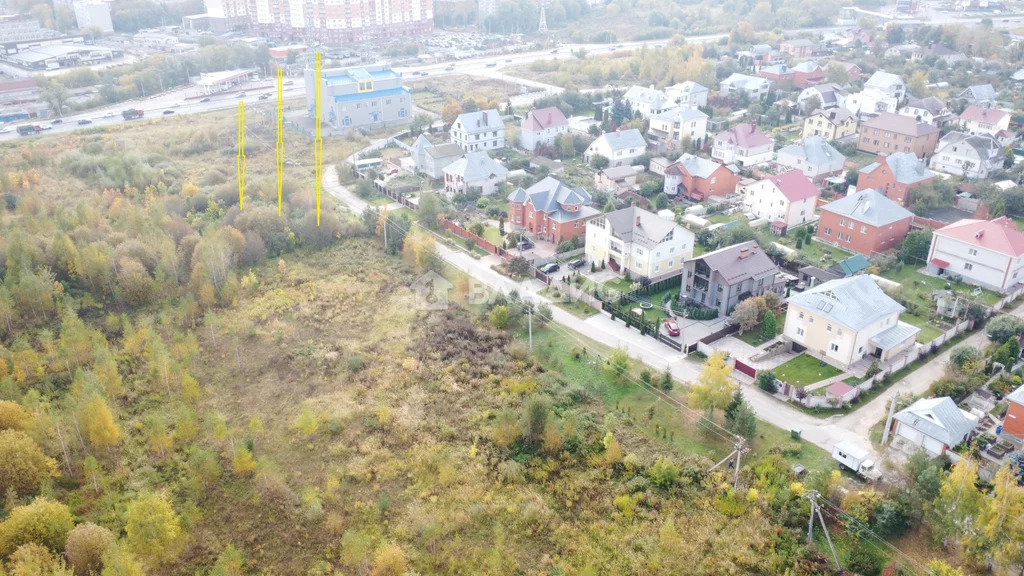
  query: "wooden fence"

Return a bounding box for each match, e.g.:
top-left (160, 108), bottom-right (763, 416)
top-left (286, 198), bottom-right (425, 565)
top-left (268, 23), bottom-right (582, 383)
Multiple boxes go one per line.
top-left (438, 218), bottom-right (507, 257)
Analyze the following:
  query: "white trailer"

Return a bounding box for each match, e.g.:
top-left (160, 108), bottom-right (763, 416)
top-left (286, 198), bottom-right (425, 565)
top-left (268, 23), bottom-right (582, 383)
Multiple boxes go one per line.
top-left (832, 440), bottom-right (881, 481)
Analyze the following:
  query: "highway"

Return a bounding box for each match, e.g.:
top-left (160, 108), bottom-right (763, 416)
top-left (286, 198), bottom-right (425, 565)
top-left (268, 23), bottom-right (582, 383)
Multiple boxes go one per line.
top-left (1, 13), bottom-right (1019, 141)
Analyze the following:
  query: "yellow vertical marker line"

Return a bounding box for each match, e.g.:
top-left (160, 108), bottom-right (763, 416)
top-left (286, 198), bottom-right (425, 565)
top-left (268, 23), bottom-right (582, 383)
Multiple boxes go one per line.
top-left (314, 52), bottom-right (323, 226)
top-left (276, 68), bottom-right (284, 216)
top-left (237, 101), bottom-right (246, 210)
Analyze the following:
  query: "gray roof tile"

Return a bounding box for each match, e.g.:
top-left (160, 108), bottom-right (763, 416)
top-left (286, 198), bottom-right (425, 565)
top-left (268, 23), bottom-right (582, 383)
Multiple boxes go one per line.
top-left (786, 275), bottom-right (904, 331)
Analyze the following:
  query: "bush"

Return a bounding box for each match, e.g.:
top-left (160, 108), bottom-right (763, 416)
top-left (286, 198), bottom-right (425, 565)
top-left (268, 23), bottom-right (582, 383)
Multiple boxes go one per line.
top-left (65, 522), bottom-right (115, 576)
top-left (756, 370), bottom-right (777, 393)
top-left (648, 457), bottom-right (680, 489)
top-left (0, 498), bottom-right (75, 557)
top-left (0, 430), bottom-right (54, 498)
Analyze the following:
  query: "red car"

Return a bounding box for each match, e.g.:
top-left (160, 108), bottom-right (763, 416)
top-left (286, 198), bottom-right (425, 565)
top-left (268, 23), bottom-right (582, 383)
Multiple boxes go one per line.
top-left (664, 319), bottom-right (680, 337)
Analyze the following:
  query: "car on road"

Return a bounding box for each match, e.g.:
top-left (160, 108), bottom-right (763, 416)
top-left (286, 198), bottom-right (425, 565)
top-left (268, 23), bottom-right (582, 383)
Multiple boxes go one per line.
top-left (235, 91), bottom-right (246, 98)
top-left (162, 110), bottom-right (175, 115)
top-left (609, 47), bottom-right (616, 51)
top-left (40, 123), bottom-right (53, 130)
top-left (199, 97), bottom-right (210, 103)
top-left (445, 65), bottom-right (455, 71)
top-left (51, 119), bottom-right (63, 124)
top-left (259, 93), bottom-right (271, 100)
top-left (664, 319), bottom-right (680, 337)
top-left (486, 61), bottom-right (497, 67)
top-left (0, 127), bottom-right (10, 134)
top-left (77, 119), bottom-right (92, 125)
top-left (540, 262), bottom-right (560, 274)
top-left (654, 44), bottom-right (663, 48)
top-left (284, 80), bottom-right (294, 86)
top-left (568, 259), bottom-right (586, 270)
top-left (505, 58), bottom-right (512, 62)
top-left (102, 112), bottom-right (115, 118)
top-left (550, 49), bottom-right (558, 53)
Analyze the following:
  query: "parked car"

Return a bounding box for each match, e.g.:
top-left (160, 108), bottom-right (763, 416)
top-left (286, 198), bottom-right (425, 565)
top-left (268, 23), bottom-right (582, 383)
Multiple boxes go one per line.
top-left (505, 58), bottom-right (512, 62)
top-left (445, 65), bottom-right (455, 71)
top-left (540, 262), bottom-right (560, 274)
top-left (200, 97), bottom-right (211, 103)
top-left (77, 119), bottom-right (92, 125)
top-left (517, 240), bottom-right (534, 250)
top-left (664, 319), bottom-right (680, 337)
top-left (568, 259), bottom-right (586, 270)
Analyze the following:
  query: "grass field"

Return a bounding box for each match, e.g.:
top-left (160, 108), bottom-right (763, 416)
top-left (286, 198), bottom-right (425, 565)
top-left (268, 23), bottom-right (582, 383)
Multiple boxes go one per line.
top-left (774, 354), bottom-right (844, 388)
top-left (736, 313), bottom-right (786, 347)
top-left (899, 312), bottom-right (944, 344)
top-left (538, 286), bottom-right (601, 318)
top-left (787, 238), bottom-right (854, 268)
top-left (881, 265), bottom-right (1002, 309)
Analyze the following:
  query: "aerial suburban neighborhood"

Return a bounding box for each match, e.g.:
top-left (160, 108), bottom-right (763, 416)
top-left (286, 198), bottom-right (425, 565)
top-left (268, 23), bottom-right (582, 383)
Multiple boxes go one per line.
top-left (3, 0), bottom-right (1024, 572)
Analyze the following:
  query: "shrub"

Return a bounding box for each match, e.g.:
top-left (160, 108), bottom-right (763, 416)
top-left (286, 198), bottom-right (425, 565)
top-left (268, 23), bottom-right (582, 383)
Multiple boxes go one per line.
top-left (65, 522), bottom-right (115, 576)
top-left (648, 457), bottom-right (680, 489)
top-left (0, 498), bottom-right (75, 557)
top-left (756, 370), bottom-right (777, 393)
top-left (0, 430), bottom-right (54, 498)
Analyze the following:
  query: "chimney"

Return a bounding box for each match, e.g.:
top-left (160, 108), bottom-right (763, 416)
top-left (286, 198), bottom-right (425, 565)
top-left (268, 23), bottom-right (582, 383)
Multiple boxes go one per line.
top-left (617, 128), bottom-right (621, 135)
top-left (749, 123), bottom-right (756, 134)
top-left (751, 245), bottom-right (759, 254)
top-left (636, 215), bottom-right (642, 227)
top-left (482, 113), bottom-right (488, 126)
top-left (650, 84), bottom-right (655, 90)
top-left (739, 247), bottom-right (750, 259)
top-left (976, 230), bottom-right (984, 239)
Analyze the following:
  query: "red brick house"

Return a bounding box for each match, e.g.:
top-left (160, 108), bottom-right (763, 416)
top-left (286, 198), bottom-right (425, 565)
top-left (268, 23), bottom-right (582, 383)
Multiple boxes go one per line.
top-left (856, 152), bottom-right (936, 207)
top-left (759, 62), bottom-right (825, 90)
top-left (507, 176), bottom-right (601, 243)
top-left (662, 153), bottom-right (741, 201)
top-left (1003, 384), bottom-right (1024, 441)
top-left (816, 188), bottom-right (914, 256)
top-left (830, 61), bottom-right (862, 82)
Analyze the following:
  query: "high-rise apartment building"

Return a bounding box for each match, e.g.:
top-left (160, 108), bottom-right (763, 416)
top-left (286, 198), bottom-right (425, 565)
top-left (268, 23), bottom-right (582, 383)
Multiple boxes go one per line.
top-left (243, 0), bottom-right (433, 44)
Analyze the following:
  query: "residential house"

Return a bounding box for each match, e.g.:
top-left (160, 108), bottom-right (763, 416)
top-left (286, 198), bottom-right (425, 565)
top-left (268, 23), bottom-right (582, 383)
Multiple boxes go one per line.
top-left (929, 132), bottom-right (1004, 179)
top-left (892, 397), bottom-right (978, 456)
top-left (520, 106), bottom-right (569, 152)
top-left (664, 81), bottom-right (709, 109)
top-left (776, 136), bottom-right (845, 183)
top-left (623, 85), bottom-right (674, 119)
top-left (780, 38), bottom-right (814, 58)
top-left (568, 115), bottom-right (599, 136)
top-left (759, 63), bottom-right (824, 90)
top-left (958, 84), bottom-right (997, 109)
top-left (442, 151), bottom-right (509, 198)
top-left (711, 123), bottom-right (774, 166)
top-left (719, 73), bottom-right (770, 101)
top-left (649, 156), bottom-right (671, 176)
top-left (928, 44), bottom-right (968, 65)
top-left (801, 108), bottom-right (858, 141)
top-left (450, 109), bottom-right (505, 152)
top-left (883, 43), bottom-right (924, 61)
top-left (898, 96), bottom-right (953, 127)
top-left (784, 275), bottom-right (919, 369)
top-left (594, 165), bottom-right (640, 192)
top-left (507, 176), bottom-right (600, 243)
top-left (958, 105), bottom-right (1010, 137)
top-left (857, 152), bottom-right (935, 206)
top-left (739, 170), bottom-right (820, 227)
top-left (648, 107), bottom-right (709, 154)
top-left (584, 129), bottom-right (648, 168)
top-left (663, 153), bottom-right (740, 201)
top-left (816, 188), bottom-right (915, 256)
top-left (408, 136), bottom-right (466, 179)
top-left (845, 90), bottom-right (900, 115)
top-left (306, 64), bottom-right (411, 130)
top-left (864, 70), bottom-right (907, 101)
top-left (830, 61), bottom-right (863, 82)
top-left (926, 216), bottom-right (1024, 293)
top-left (798, 83), bottom-right (849, 113)
top-left (680, 241), bottom-right (784, 317)
top-left (1000, 384), bottom-right (1024, 442)
top-left (856, 113), bottom-right (940, 158)
top-left (739, 44), bottom-right (782, 67)
top-left (586, 206), bottom-right (695, 280)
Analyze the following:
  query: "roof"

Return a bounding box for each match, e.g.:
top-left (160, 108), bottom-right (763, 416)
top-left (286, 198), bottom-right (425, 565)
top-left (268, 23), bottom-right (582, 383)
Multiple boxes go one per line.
top-left (601, 165), bottom-right (637, 179)
top-left (792, 61), bottom-right (823, 73)
top-left (786, 275), bottom-right (904, 331)
top-left (715, 123), bottom-right (773, 150)
top-left (509, 176), bottom-right (593, 213)
top-left (767, 170), bottom-right (820, 203)
top-left (721, 73), bottom-right (768, 91)
top-left (455, 109), bottom-right (504, 135)
top-left (809, 107), bottom-right (855, 125)
top-left (410, 134), bottom-right (432, 155)
top-left (599, 206), bottom-right (682, 249)
top-left (821, 188), bottom-right (913, 227)
top-left (592, 129), bottom-right (646, 152)
top-left (666, 81), bottom-right (708, 95)
top-left (864, 70), bottom-right (904, 91)
top-left (833, 254), bottom-right (870, 276)
top-left (934, 216), bottom-right (1024, 257)
top-left (799, 265), bottom-right (842, 283)
top-left (784, 38), bottom-right (814, 47)
top-left (443, 151), bottom-right (508, 181)
top-left (652, 107), bottom-right (709, 124)
top-left (861, 112), bottom-right (939, 138)
top-left (334, 87), bottom-right (409, 103)
top-left (668, 153), bottom-right (722, 179)
top-left (425, 142), bottom-right (464, 159)
top-left (894, 397), bottom-right (978, 447)
top-left (778, 136), bottom-right (844, 167)
top-left (1007, 384), bottom-right (1024, 405)
top-left (960, 84), bottom-right (996, 102)
top-left (0, 79), bottom-right (37, 93)
top-left (624, 85), bottom-right (671, 109)
top-left (860, 152), bottom-right (935, 184)
top-left (934, 131), bottom-right (1003, 162)
top-left (761, 64), bottom-right (793, 76)
top-left (904, 96), bottom-right (948, 116)
top-left (827, 380), bottom-right (856, 397)
top-left (959, 104), bottom-right (1009, 124)
top-left (522, 106), bottom-right (568, 132)
top-left (869, 321), bottom-right (921, 350)
top-left (693, 241), bottom-right (779, 285)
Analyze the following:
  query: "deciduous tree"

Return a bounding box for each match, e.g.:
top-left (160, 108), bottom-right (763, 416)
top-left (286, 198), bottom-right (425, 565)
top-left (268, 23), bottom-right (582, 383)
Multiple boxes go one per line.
top-left (65, 523), bottom-right (115, 576)
top-left (0, 430), bottom-right (55, 498)
top-left (124, 493), bottom-right (182, 568)
top-left (0, 498), bottom-right (75, 557)
top-left (79, 393), bottom-right (121, 450)
top-left (688, 351), bottom-right (736, 414)
top-left (928, 459), bottom-right (984, 548)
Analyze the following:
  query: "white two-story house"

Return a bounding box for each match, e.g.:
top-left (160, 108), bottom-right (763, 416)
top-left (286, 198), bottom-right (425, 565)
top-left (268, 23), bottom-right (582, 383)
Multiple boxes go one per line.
top-left (711, 123), bottom-right (774, 166)
top-left (719, 73), bottom-right (770, 101)
top-left (623, 85), bottom-right (674, 119)
top-left (451, 109), bottom-right (505, 152)
top-left (929, 131), bottom-right (1004, 179)
top-left (926, 216), bottom-right (1024, 293)
top-left (959, 105), bottom-right (1010, 137)
top-left (586, 206), bottom-right (694, 280)
top-left (739, 170), bottom-right (820, 228)
top-left (648, 107), bottom-right (709, 153)
top-left (665, 81), bottom-right (709, 110)
top-left (584, 129), bottom-right (648, 168)
top-left (520, 106), bottom-right (569, 152)
top-left (784, 275), bottom-right (919, 370)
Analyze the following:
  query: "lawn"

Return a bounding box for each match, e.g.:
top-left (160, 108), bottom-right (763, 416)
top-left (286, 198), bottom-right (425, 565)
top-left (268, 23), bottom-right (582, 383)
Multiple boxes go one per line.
top-left (899, 312), bottom-right (944, 344)
top-left (784, 238), bottom-right (853, 268)
top-left (735, 312), bottom-right (786, 347)
top-left (773, 353), bottom-right (844, 388)
top-left (483, 225), bottom-right (503, 245)
top-left (525, 327), bottom-right (836, 475)
top-left (602, 277), bottom-right (635, 294)
top-left (881, 264), bottom-right (1002, 310)
top-left (367, 194), bottom-right (395, 206)
top-left (538, 286), bottom-right (600, 318)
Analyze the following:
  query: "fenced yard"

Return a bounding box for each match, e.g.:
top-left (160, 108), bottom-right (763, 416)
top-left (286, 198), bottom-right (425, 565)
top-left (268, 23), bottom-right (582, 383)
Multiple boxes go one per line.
top-left (774, 354), bottom-right (843, 389)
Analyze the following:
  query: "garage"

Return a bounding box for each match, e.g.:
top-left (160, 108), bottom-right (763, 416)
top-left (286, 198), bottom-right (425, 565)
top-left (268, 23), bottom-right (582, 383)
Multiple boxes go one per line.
top-left (891, 397), bottom-right (979, 457)
top-left (896, 423), bottom-right (924, 446)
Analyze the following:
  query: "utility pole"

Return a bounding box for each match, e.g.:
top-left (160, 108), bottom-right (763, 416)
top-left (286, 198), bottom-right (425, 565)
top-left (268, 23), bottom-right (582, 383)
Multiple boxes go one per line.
top-left (528, 306), bottom-right (533, 352)
top-left (708, 437), bottom-right (746, 489)
top-left (881, 393), bottom-right (900, 446)
top-left (804, 490), bottom-right (841, 570)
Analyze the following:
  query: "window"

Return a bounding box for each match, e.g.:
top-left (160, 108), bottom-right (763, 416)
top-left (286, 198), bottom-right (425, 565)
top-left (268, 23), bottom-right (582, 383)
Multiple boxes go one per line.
top-left (668, 259), bottom-right (674, 268)
top-left (399, 108), bottom-right (407, 118)
top-left (861, 226), bottom-right (867, 234)
top-left (968, 248), bottom-right (978, 256)
top-left (799, 311), bottom-right (804, 319)
top-left (837, 329), bottom-right (843, 336)
top-left (830, 343), bottom-right (839, 352)
top-left (797, 327), bottom-right (805, 336)
top-left (823, 227), bottom-right (832, 235)
top-left (343, 116), bottom-right (351, 126)
top-left (964, 263), bottom-right (973, 271)
top-left (839, 218), bottom-right (845, 226)
top-left (809, 317), bottom-right (814, 324)
top-left (826, 324), bottom-right (832, 332)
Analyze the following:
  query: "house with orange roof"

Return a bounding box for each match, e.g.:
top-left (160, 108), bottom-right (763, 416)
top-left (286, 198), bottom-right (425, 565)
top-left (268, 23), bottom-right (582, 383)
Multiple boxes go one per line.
top-left (520, 106), bottom-right (569, 151)
top-left (739, 170), bottom-right (820, 228)
top-left (711, 123), bottom-right (774, 166)
top-left (926, 216), bottom-right (1024, 293)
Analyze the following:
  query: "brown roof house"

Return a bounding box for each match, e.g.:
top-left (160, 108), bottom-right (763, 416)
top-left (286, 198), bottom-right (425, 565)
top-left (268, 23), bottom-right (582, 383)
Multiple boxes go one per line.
top-left (856, 112), bottom-right (940, 158)
top-left (680, 241), bottom-right (784, 317)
